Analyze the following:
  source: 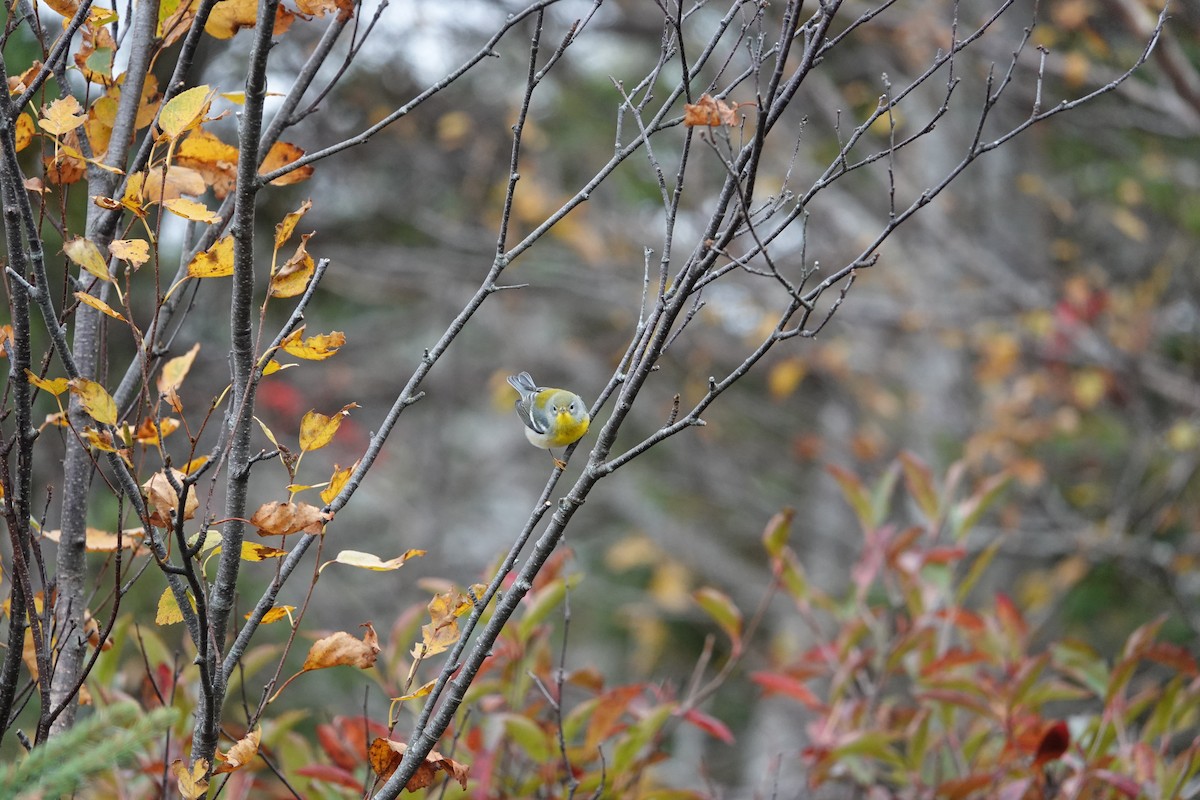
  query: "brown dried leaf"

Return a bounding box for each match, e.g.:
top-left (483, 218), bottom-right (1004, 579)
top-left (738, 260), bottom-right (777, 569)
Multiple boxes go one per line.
top-left (683, 93), bottom-right (742, 127)
top-left (142, 469), bottom-right (198, 528)
top-left (214, 728), bottom-right (260, 774)
top-left (302, 623), bottom-right (380, 671)
top-left (250, 500), bottom-right (327, 536)
top-left (368, 739), bottom-right (469, 790)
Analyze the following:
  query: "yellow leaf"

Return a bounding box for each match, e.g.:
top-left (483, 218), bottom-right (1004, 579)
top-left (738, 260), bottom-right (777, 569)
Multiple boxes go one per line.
top-left (158, 343), bottom-right (200, 394)
top-left (269, 233), bottom-right (314, 298)
top-left (81, 426), bottom-right (118, 452)
top-left (302, 623), bottom-right (379, 671)
top-left (246, 605), bottom-right (295, 623)
top-left (187, 235), bottom-right (234, 278)
top-left (1072, 368), bottom-right (1108, 410)
top-left (38, 96), bottom-right (86, 135)
top-left (392, 679), bottom-right (436, 703)
top-left (156, 586), bottom-right (189, 625)
top-left (240, 541), bottom-right (286, 561)
top-left (109, 238), bottom-right (150, 267)
top-left (25, 370), bottom-right (69, 396)
top-left (299, 403), bottom-right (358, 452)
top-left (172, 758), bottom-right (209, 800)
top-left (275, 199), bottom-right (313, 249)
top-left (205, 0), bottom-right (259, 38)
top-left (182, 455), bottom-right (209, 474)
top-left (141, 165), bottom-right (206, 204)
top-left (187, 529), bottom-right (222, 553)
top-left (328, 549), bottom-right (425, 572)
top-left (281, 328), bottom-right (345, 361)
top-left (63, 237), bottom-right (111, 281)
top-left (74, 291), bottom-right (127, 322)
top-left (14, 112), bottom-right (35, 152)
top-left (157, 85), bottom-right (212, 140)
top-left (767, 357), bottom-right (806, 401)
top-left (164, 197), bottom-right (219, 223)
top-left (175, 128), bottom-right (238, 199)
top-left (68, 378), bottom-right (117, 425)
top-left (320, 462), bottom-right (356, 505)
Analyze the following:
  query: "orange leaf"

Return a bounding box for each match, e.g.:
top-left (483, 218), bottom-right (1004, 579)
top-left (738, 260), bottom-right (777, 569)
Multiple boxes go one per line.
top-left (259, 140), bottom-right (313, 185)
top-left (14, 112), bottom-right (35, 152)
top-left (133, 417), bottom-right (180, 444)
top-left (368, 739), bottom-right (469, 790)
top-left (682, 93), bottom-right (742, 127)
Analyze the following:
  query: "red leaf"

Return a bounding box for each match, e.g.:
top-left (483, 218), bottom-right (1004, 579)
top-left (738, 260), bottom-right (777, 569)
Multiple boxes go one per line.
top-left (995, 593), bottom-right (1028, 640)
top-left (1143, 641), bottom-right (1199, 676)
top-left (295, 763), bottom-right (361, 789)
top-left (750, 671), bottom-right (825, 711)
top-left (681, 708), bottom-right (734, 744)
top-left (920, 647), bottom-right (988, 678)
top-left (1033, 721), bottom-right (1070, 766)
top-left (316, 723), bottom-right (359, 771)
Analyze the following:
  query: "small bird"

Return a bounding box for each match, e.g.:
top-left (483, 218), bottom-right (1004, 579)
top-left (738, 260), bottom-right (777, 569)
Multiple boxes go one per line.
top-left (507, 372), bottom-right (590, 468)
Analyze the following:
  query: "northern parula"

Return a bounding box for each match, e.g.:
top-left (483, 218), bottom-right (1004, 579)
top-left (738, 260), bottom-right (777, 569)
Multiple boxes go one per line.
top-left (507, 372), bottom-right (590, 467)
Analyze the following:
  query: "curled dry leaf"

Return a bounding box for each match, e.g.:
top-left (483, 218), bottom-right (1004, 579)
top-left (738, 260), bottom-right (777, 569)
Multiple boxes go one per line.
top-left (682, 93), bottom-right (745, 127)
top-left (327, 549), bottom-right (425, 572)
top-left (368, 739), bottom-right (469, 790)
top-left (302, 623), bottom-right (380, 671)
top-left (214, 728), bottom-right (261, 774)
top-left (142, 469), bottom-right (199, 527)
top-left (251, 500), bottom-right (328, 536)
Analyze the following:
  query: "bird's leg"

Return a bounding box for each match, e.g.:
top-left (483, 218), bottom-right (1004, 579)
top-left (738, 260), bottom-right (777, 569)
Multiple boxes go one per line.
top-left (548, 450), bottom-right (566, 470)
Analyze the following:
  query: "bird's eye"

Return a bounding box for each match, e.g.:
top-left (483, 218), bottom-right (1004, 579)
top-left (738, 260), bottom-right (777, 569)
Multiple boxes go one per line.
top-left (569, 403), bottom-right (576, 412)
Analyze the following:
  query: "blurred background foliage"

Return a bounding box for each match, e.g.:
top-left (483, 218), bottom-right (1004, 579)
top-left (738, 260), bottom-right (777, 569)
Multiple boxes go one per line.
top-left (5, 0), bottom-right (1199, 793)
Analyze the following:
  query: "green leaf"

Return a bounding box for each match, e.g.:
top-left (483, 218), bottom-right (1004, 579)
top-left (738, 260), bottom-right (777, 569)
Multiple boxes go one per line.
top-left (517, 574), bottom-right (580, 641)
top-left (828, 464), bottom-right (874, 533)
top-left (611, 703), bottom-right (673, 776)
top-left (693, 587), bottom-right (742, 650)
top-left (501, 714), bottom-right (553, 763)
top-left (761, 507), bottom-right (794, 558)
top-left (949, 471), bottom-right (1010, 540)
top-left (899, 451), bottom-right (939, 520)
